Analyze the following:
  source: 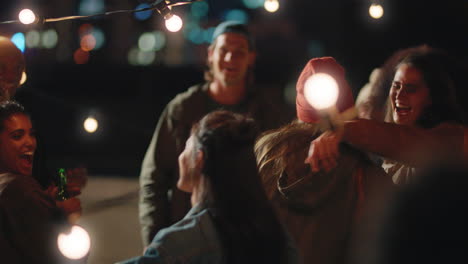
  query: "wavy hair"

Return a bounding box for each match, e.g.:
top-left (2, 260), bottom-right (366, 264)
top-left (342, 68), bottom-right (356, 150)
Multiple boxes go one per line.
top-left (191, 110), bottom-right (288, 264)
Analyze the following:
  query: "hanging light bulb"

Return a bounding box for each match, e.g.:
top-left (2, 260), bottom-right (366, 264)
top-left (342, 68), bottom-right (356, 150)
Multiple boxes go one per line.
top-left (264, 0), bottom-right (280, 13)
top-left (304, 73), bottom-right (339, 110)
top-left (83, 116), bottom-right (98, 133)
top-left (57, 225), bottom-right (91, 260)
top-left (18, 9), bottom-right (39, 24)
top-left (369, 4), bottom-right (384, 19)
top-left (165, 15), bottom-right (183, 32)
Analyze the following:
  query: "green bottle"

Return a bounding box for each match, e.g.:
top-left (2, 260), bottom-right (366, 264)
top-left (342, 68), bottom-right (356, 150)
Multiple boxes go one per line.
top-left (56, 168), bottom-right (69, 201)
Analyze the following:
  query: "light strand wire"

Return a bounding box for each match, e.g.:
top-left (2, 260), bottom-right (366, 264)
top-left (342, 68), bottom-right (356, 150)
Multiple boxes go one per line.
top-left (0, 0), bottom-right (200, 25)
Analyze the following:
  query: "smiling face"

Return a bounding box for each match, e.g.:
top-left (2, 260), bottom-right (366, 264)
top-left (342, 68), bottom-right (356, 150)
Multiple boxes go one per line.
top-left (0, 113), bottom-right (36, 176)
top-left (208, 32), bottom-right (255, 87)
top-left (389, 64), bottom-right (432, 126)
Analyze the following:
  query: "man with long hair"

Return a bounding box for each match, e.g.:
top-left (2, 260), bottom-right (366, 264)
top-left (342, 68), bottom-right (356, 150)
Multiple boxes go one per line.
top-left (139, 21), bottom-right (291, 246)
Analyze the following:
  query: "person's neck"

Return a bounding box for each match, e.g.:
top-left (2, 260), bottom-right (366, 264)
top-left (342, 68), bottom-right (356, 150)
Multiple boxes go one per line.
top-left (191, 184), bottom-right (203, 207)
top-left (208, 81), bottom-right (246, 105)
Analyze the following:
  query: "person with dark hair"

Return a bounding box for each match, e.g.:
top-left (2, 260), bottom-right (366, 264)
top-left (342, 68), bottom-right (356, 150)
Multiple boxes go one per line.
top-left (0, 100), bottom-right (81, 264)
top-left (255, 57), bottom-right (393, 264)
top-left (139, 21), bottom-right (292, 246)
top-left (0, 36), bottom-right (25, 101)
top-left (120, 110), bottom-right (298, 264)
top-left (307, 45), bottom-right (467, 184)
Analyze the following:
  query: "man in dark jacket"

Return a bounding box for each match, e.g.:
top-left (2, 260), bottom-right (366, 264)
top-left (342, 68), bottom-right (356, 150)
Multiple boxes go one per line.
top-left (139, 21), bottom-right (292, 246)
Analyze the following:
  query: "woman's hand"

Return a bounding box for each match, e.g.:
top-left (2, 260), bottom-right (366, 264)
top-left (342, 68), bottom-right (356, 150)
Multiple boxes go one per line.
top-left (304, 130), bottom-right (343, 172)
top-left (66, 167), bottom-right (88, 196)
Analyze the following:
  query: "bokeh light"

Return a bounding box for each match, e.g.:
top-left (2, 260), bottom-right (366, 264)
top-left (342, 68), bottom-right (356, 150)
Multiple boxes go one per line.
top-left (264, 0), bottom-right (280, 13)
top-left (91, 27), bottom-right (105, 50)
top-left (369, 4), bottom-right (384, 19)
top-left (190, 1), bottom-right (209, 19)
top-left (203, 27), bottom-right (215, 43)
top-left (242, 0), bottom-right (265, 9)
top-left (152, 31), bottom-right (166, 51)
top-left (134, 3), bottom-right (153, 21)
top-left (225, 9), bottom-right (249, 23)
top-left (138, 32), bottom-right (157, 52)
top-left (307, 40), bottom-right (325, 57)
top-left (57, 225), bottom-right (91, 260)
top-left (41, 29), bottom-right (58, 49)
top-left (304, 73), bottom-right (339, 110)
top-left (25, 30), bottom-right (41, 48)
top-left (165, 15), bottom-right (183, 32)
top-left (11, 33), bottom-right (26, 52)
top-left (18, 9), bottom-right (37, 25)
top-left (81, 34), bottom-right (96, 51)
top-left (79, 24), bottom-right (94, 37)
top-left (74, 48), bottom-right (90, 64)
top-left (128, 47), bottom-right (156, 66)
top-left (79, 0), bottom-right (105, 16)
top-left (83, 117), bottom-right (98, 133)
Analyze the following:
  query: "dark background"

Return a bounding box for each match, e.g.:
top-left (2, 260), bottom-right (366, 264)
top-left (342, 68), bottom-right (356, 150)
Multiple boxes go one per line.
top-left (1, 0), bottom-right (467, 176)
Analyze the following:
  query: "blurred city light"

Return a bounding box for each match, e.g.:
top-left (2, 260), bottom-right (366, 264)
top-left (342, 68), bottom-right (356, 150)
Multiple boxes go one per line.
top-left (134, 3), bottom-right (153, 21)
top-left (264, 0), bottom-right (280, 13)
top-left (369, 4), bottom-right (384, 19)
top-left (304, 73), bottom-right (339, 110)
top-left (81, 34), bottom-right (96, 51)
top-left (243, 0), bottom-right (265, 9)
top-left (41, 29), bottom-right (58, 49)
top-left (138, 32), bottom-right (157, 52)
top-left (18, 9), bottom-right (37, 25)
top-left (92, 27), bottom-right (105, 50)
top-left (152, 31), bottom-right (166, 51)
top-left (57, 225), bottom-right (91, 260)
top-left (25, 30), bottom-right (41, 48)
top-left (225, 9), bottom-right (249, 23)
top-left (203, 27), bottom-right (215, 43)
top-left (190, 1), bottom-right (209, 19)
top-left (307, 40), bottom-right (325, 57)
top-left (128, 47), bottom-right (156, 66)
top-left (79, 0), bottom-right (105, 16)
top-left (165, 15), bottom-right (183, 32)
top-left (84, 117), bottom-right (98, 133)
top-left (79, 24), bottom-right (94, 37)
top-left (74, 48), bottom-right (90, 64)
top-left (11, 33), bottom-right (26, 52)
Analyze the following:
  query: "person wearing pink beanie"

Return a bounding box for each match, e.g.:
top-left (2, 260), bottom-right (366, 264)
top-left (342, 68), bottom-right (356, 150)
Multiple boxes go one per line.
top-left (255, 57), bottom-right (393, 264)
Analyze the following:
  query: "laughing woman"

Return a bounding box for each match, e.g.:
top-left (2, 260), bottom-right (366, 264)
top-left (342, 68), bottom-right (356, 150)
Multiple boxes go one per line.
top-left (306, 46), bottom-right (467, 184)
top-left (119, 110), bottom-right (298, 264)
top-left (0, 101), bottom-right (81, 264)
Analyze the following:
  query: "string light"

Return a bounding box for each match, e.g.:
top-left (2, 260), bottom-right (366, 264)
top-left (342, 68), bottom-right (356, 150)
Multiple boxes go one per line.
top-left (264, 0), bottom-right (280, 13)
top-left (1, 0), bottom-right (199, 30)
top-left (165, 15), bottom-right (183, 32)
top-left (369, 3), bottom-right (384, 19)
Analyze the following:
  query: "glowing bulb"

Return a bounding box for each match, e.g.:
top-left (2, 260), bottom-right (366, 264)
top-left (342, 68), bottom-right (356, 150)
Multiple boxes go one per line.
top-left (84, 117), bottom-right (98, 133)
top-left (369, 4), bottom-right (384, 19)
top-left (264, 0), bottom-right (280, 13)
top-left (18, 9), bottom-right (37, 24)
top-left (57, 225), bottom-right (91, 260)
top-left (304, 73), bottom-right (339, 110)
top-left (165, 15), bottom-right (183, 32)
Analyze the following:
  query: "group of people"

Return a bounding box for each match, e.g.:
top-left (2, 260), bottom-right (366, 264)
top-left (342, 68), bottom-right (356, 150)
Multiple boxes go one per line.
top-left (0, 19), bottom-right (467, 264)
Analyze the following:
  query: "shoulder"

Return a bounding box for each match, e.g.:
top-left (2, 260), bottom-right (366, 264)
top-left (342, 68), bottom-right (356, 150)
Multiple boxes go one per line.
top-left (0, 174), bottom-right (55, 210)
top-left (166, 84), bottom-right (208, 118)
top-left (149, 207), bottom-right (222, 258)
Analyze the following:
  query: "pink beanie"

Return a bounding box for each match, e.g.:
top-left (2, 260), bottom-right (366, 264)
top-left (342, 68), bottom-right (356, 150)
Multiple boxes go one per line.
top-left (296, 57), bottom-right (355, 123)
